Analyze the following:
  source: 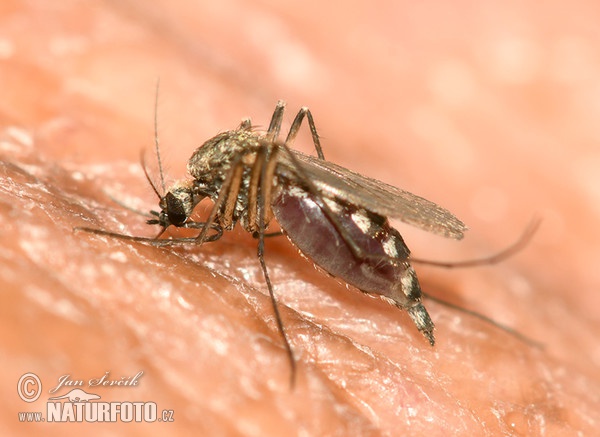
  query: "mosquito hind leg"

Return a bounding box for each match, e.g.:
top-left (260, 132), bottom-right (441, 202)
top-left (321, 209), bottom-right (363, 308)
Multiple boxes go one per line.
top-left (265, 101), bottom-right (324, 160)
top-left (265, 100), bottom-right (286, 142)
top-left (285, 106), bottom-right (325, 160)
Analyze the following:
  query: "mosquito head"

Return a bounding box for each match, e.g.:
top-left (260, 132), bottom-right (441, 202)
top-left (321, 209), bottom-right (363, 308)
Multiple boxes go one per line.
top-left (146, 180), bottom-right (199, 228)
top-left (141, 143), bottom-right (203, 230)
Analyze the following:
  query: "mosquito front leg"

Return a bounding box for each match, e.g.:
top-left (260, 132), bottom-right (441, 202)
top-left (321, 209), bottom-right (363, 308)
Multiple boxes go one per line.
top-left (194, 155), bottom-right (245, 245)
top-left (74, 222), bottom-right (223, 246)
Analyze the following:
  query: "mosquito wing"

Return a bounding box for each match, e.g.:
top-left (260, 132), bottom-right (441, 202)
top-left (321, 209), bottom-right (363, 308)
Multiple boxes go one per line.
top-left (278, 150), bottom-right (467, 240)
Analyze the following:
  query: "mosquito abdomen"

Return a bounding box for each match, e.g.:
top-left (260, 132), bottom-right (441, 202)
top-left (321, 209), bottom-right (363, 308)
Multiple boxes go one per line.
top-left (272, 184), bottom-right (435, 344)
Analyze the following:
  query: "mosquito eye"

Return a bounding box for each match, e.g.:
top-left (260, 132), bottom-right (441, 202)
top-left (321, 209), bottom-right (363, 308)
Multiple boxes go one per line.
top-left (165, 192), bottom-right (187, 226)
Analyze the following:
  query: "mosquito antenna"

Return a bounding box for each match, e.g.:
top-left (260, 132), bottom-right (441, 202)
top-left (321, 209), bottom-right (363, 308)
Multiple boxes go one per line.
top-left (140, 149), bottom-right (162, 200)
top-left (411, 217), bottom-right (541, 268)
top-left (423, 293), bottom-right (544, 348)
top-left (154, 78), bottom-right (166, 195)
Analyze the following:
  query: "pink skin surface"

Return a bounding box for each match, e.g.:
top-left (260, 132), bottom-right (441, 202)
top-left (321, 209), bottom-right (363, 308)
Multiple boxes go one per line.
top-left (2, 1), bottom-right (599, 435)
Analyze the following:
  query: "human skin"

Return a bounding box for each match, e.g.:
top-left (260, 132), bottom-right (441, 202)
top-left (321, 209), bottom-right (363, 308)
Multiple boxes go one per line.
top-left (2, 1), bottom-right (599, 435)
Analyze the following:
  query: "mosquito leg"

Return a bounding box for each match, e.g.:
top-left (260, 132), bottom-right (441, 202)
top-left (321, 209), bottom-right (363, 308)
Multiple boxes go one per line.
top-left (245, 146), bottom-right (268, 232)
top-left (266, 100), bottom-right (286, 143)
top-left (194, 155), bottom-right (245, 245)
top-left (253, 231), bottom-right (284, 239)
top-left (285, 107), bottom-right (325, 160)
top-left (423, 293), bottom-right (543, 348)
top-left (410, 218), bottom-right (541, 268)
top-left (74, 222), bottom-right (223, 245)
top-left (256, 226), bottom-right (296, 388)
top-left (257, 141), bottom-right (296, 388)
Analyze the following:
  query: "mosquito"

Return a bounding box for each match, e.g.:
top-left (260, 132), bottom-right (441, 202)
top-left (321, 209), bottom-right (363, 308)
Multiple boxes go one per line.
top-left (77, 99), bottom-right (540, 386)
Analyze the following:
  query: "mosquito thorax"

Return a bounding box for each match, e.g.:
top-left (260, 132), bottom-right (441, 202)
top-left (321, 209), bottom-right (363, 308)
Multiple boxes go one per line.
top-left (185, 124), bottom-right (280, 233)
top-left (187, 127), bottom-right (260, 179)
